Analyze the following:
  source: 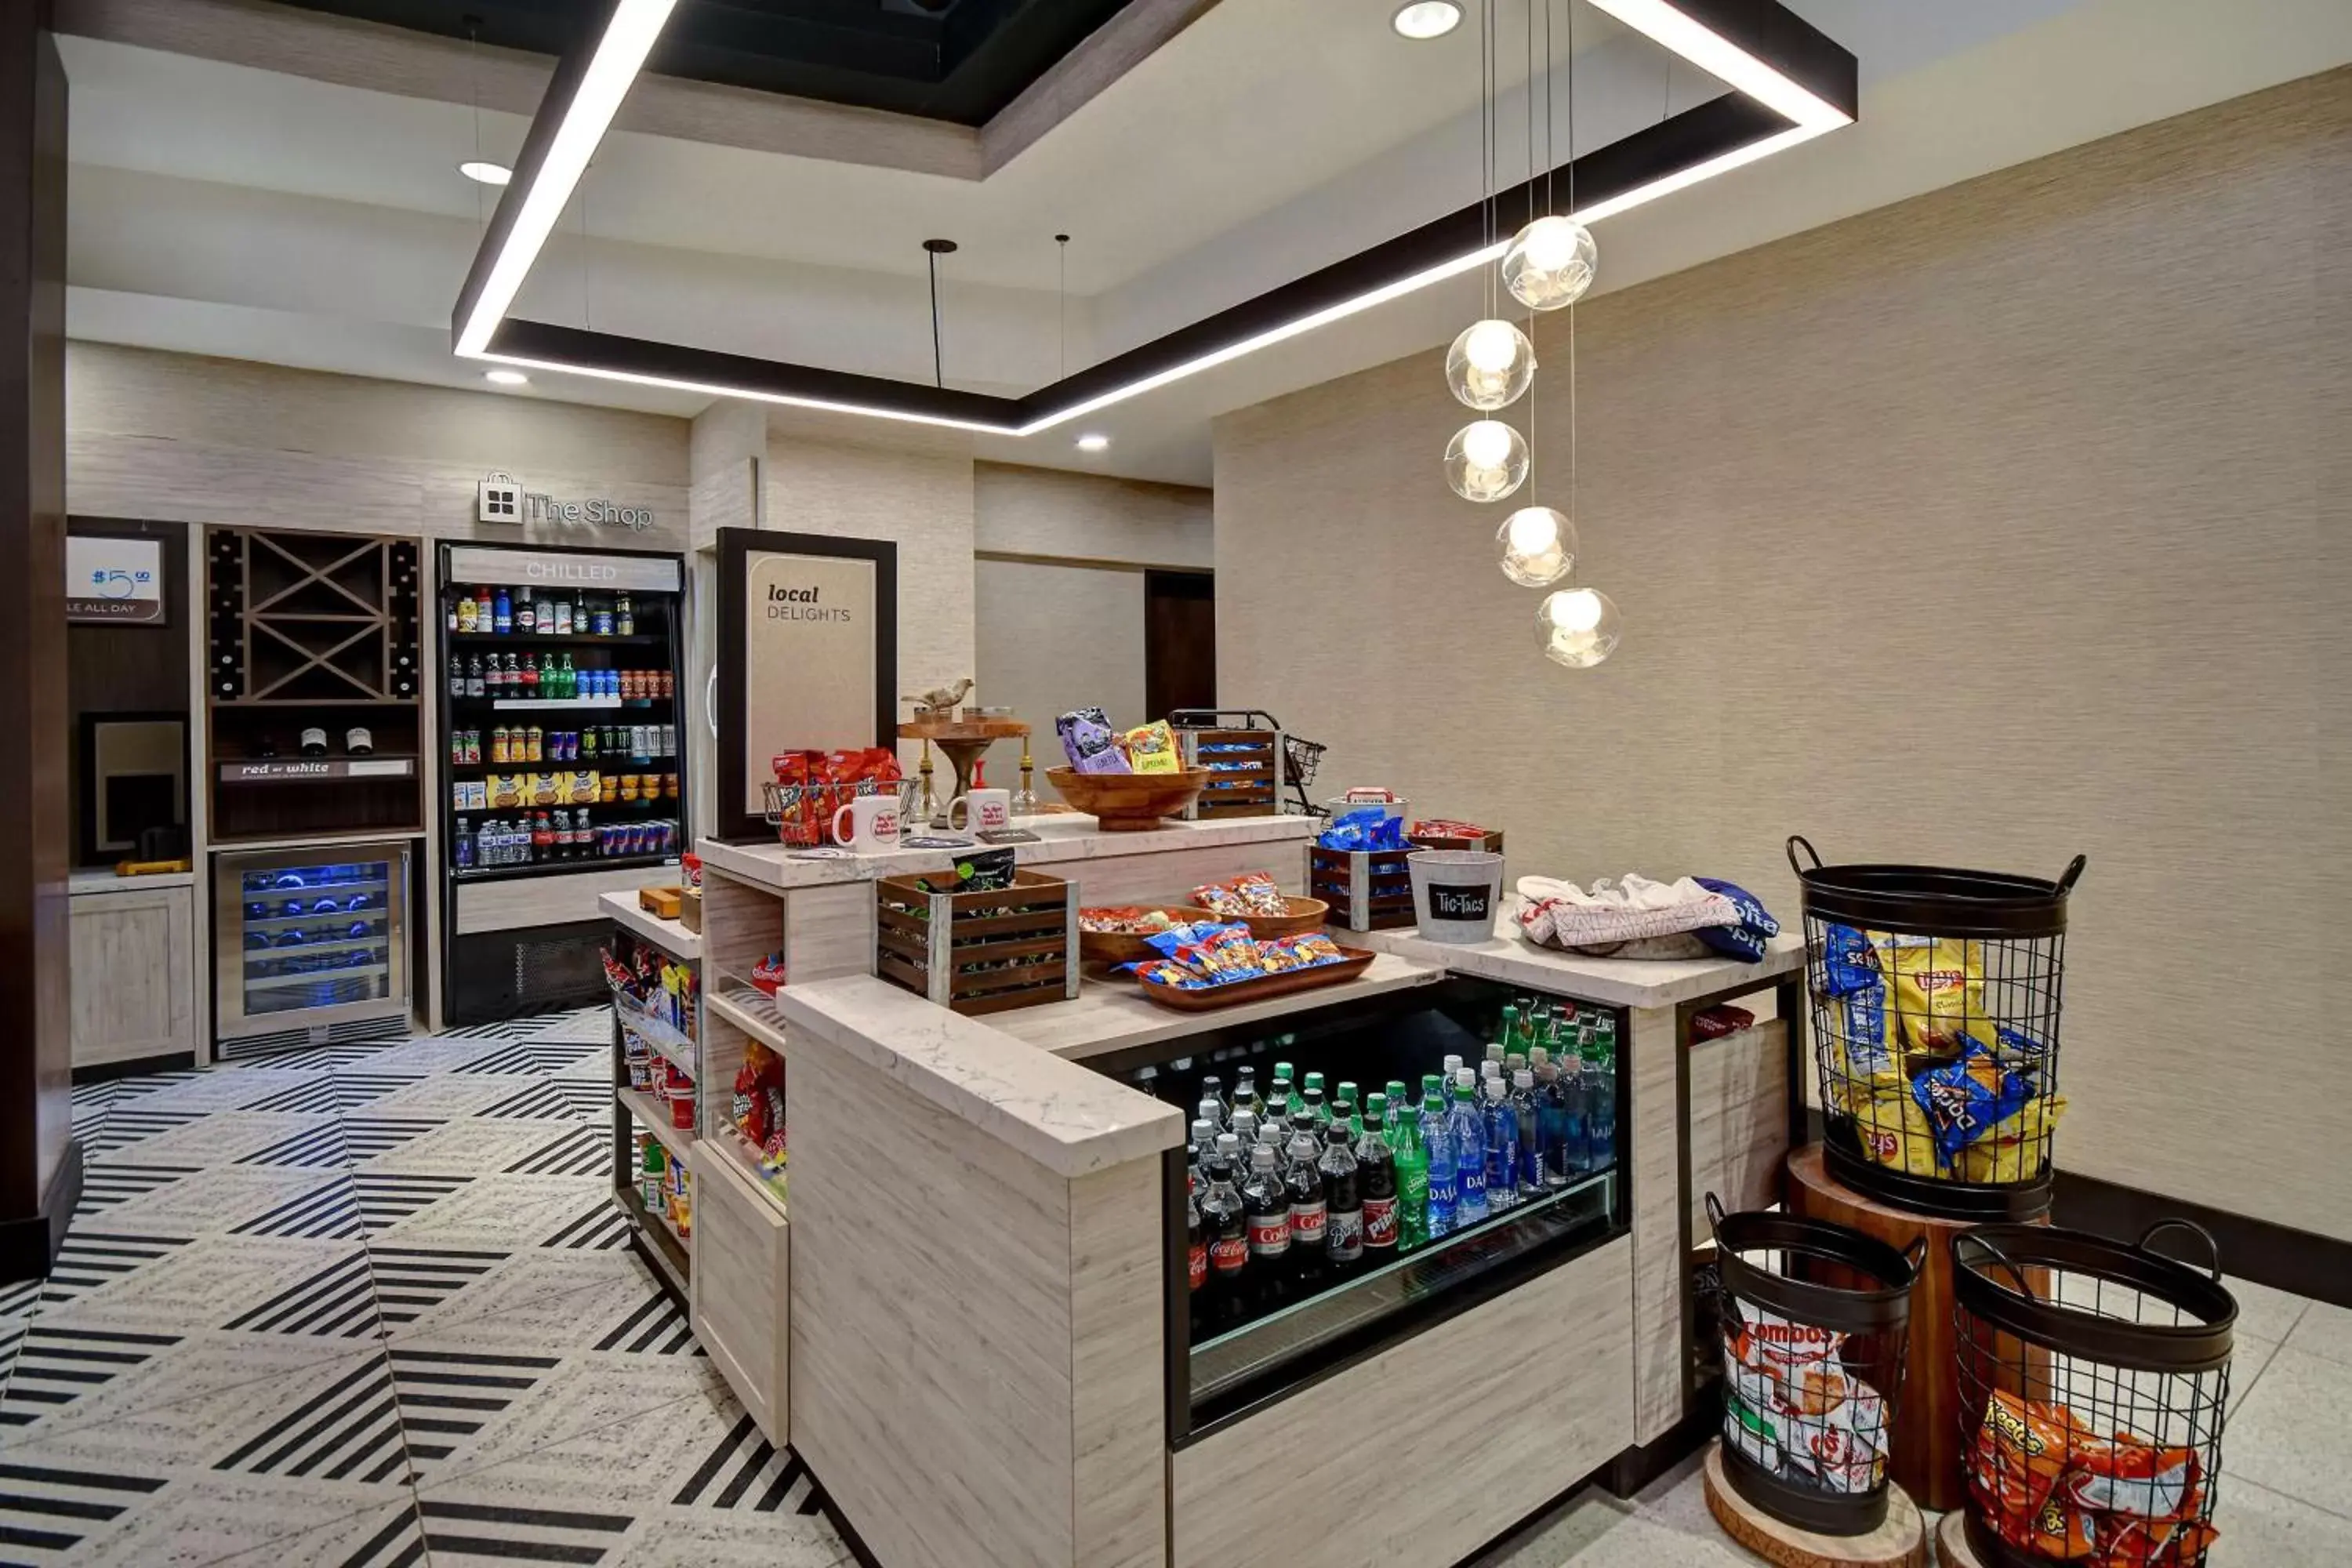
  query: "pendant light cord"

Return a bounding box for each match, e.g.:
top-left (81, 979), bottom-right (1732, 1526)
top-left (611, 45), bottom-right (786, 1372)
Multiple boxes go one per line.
top-left (928, 249), bottom-right (944, 389)
top-left (1055, 234), bottom-right (1069, 379)
top-left (1565, 0), bottom-right (1577, 524)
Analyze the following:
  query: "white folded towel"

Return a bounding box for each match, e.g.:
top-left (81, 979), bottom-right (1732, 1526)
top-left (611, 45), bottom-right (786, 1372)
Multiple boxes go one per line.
top-left (1514, 873), bottom-right (1740, 953)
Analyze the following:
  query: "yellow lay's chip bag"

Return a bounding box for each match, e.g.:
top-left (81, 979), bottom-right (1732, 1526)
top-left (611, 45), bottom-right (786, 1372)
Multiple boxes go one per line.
top-left (1121, 720), bottom-right (1180, 775)
top-left (1870, 931), bottom-right (1986, 1056)
top-left (1842, 1075), bottom-right (1942, 1176)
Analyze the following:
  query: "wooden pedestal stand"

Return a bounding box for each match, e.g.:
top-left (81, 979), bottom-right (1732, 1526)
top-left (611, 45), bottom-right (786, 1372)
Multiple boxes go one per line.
top-left (1702, 1445), bottom-right (1926, 1568)
top-left (897, 718), bottom-right (1028, 827)
top-left (1784, 1145), bottom-right (2048, 1512)
top-left (1935, 1511), bottom-right (1989, 1567)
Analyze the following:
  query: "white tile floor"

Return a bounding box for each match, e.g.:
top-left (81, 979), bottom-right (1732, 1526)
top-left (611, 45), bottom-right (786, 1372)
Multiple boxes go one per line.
top-left (7, 1014), bottom-right (2336, 1566)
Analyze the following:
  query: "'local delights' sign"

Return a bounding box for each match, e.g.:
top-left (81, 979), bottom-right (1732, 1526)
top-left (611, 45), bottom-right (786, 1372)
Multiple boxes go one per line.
top-left (479, 472), bottom-right (654, 532)
top-left (743, 554), bottom-right (877, 804)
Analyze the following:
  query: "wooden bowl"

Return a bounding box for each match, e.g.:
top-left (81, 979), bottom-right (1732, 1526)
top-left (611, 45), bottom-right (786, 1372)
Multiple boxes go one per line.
top-left (1077, 906), bottom-right (1219, 967)
top-left (1237, 895), bottom-right (1330, 939)
top-left (1047, 767), bottom-right (1210, 831)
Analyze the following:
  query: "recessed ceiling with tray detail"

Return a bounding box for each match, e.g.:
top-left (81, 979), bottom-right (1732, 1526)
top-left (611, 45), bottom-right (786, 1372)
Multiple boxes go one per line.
top-left (265, 0), bottom-right (1143, 124)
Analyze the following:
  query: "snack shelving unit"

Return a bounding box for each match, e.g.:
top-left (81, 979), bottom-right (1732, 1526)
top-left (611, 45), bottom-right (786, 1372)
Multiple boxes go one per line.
top-left (683, 811), bottom-right (1809, 1568)
top-left (601, 889), bottom-right (701, 1301)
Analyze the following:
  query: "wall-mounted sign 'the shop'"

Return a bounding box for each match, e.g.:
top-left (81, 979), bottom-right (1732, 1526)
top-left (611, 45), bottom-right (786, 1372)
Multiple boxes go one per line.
top-left (479, 472), bottom-right (655, 532)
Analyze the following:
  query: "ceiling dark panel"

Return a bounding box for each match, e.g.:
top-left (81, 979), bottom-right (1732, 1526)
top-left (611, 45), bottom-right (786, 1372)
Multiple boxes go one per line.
top-left (269, 0), bottom-right (1141, 124)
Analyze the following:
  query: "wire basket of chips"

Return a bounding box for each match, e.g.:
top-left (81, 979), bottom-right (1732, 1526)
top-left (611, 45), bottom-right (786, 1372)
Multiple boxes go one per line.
top-left (1789, 836), bottom-right (2085, 1221)
top-left (1953, 1221), bottom-right (2235, 1568)
top-left (1708, 1194), bottom-right (1926, 1536)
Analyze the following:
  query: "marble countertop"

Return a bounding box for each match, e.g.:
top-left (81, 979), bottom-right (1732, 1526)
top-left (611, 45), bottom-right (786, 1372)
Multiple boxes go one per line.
top-left (989, 953), bottom-right (1444, 1062)
top-left (71, 867), bottom-right (197, 893)
top-left (696, 811), bottom-right (1315, 892)
top-left (1349, 905), bottom-right (1803, 1010)
top-left (597, 891), bottom-right (702, 960)
top-left (775, 975), bottom-right (1186, 1178)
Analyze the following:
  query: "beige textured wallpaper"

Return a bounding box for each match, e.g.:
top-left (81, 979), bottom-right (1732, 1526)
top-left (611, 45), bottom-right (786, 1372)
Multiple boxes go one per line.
top-left (975, 557), bottom-right (1148, 803)
top-left (1215, 71), bottom-right (2352, 1240)
top-left (975, 461), bottom-right (1213, 568)
top-left (65, 343), bottom-right (691, 547)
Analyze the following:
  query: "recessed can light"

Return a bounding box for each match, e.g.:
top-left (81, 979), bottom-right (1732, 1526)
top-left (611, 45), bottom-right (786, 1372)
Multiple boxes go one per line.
top-left (485, 369), bottom-right (530, 386)
top-left (1076, 434), bottom-right (1110, 452)
top-left (1392, 2), bottom-right (1462, 40)
top-left (459, 161), bottom-right (513, 186)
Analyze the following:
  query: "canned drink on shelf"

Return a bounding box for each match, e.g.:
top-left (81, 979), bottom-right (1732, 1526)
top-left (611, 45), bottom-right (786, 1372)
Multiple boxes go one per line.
top-left (593, 607), bottom-right (613, 636)
top-left (525, 725), bottom-right (544, 764)
top-left (490, 726), bottom-right (511, 764)
top-left (659, 723), bottom-right (675, 757)
top-left (465, 730), bottom-right (481, 765)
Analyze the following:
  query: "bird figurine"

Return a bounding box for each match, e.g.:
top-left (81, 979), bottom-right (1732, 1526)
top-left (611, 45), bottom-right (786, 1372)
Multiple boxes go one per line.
top-left (903, 677), bottom-right (975, 720)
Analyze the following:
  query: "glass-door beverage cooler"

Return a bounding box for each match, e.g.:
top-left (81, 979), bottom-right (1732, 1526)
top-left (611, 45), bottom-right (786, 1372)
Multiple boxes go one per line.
top-left (215, 843), bottom-right (412, 1045)
top-left (437, 542), bottom-right (689, 1022)
top-left (1076, 975), bottom-right (1631, 1443)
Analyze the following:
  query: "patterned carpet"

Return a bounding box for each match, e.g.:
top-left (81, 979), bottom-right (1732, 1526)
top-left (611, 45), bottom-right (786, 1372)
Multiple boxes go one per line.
top-left (0, 1010), bottom-right (851, 1567)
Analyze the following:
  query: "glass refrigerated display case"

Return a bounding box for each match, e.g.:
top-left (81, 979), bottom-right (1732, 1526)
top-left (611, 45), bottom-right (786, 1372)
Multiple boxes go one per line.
top-left (214, 843), bottom-right (412, 1044)
top-left (1076, 975), bottom-right (1630, 1442)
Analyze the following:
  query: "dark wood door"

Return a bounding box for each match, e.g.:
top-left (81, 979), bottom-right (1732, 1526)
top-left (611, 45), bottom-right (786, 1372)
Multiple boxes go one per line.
top-left (1144, 570), bottom-right (1214, 719)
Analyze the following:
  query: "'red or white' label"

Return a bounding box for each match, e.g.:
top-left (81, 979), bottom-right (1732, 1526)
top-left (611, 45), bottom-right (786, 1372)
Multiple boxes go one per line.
top-left (1290, 1201), bottom-right (1327, 1247)
top-left (1210, 1236), bottom-right (1247, 1276)
top-left (1248, 1215), bottom-right (1290, 1256)
top-left (1363, 1196), bottom-right (1399, 1247)
top-left (1188, 1242), bottom-right (1207, 1291)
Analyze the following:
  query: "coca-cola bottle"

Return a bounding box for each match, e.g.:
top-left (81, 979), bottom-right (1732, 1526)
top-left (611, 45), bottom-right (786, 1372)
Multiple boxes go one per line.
top-left (1319, 1119), bottom-right (1363, 1276)
top-left (1357, 1094), bottom-right (1399, 1260)
top-left (1283, 1125), bottom-right (1328, 1296)
top-left (1198, 1075), bottom-right (1229, 1130)
top-left (1233, 1065), bottom-right (1262, 1123)
top-left (1200, 1134), bottom-right (1248, 1327)
top-left (1186, 1169), bottom-right (1207, 1342)
top-left (1241, 1142), bottom-right (1291, 1313)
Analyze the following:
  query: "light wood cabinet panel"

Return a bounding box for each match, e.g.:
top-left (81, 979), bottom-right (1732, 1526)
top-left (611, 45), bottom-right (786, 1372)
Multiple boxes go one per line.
top-left (1172, 1237), bottom-right (1634, 1568)
top-left (71, 885), bottom-right (196, 1067)
top-left (1687, 1019), bottom-right (1791, 1236)
top-left (691, 1149), bottom-right (789, 1445)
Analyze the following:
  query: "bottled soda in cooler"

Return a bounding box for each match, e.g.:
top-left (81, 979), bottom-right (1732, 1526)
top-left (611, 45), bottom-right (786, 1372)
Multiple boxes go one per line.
top-left (1318, 1119), bottom-right (1363, 1274)
top-left (1272, 1062), bottom-right (1298, 1119)
top-left (1232, 1066), bottom-right (1261, 1123)
top-left (1512, 1069), bottom-right (1543, 1193)
top-left (1357, 1095), bottom-right (1398, 1259)
top-left (1583, 1018), bottom-right (1618, 1169)
top-left (1200, 1134), bottom-right (1248, 1324)
top-left (1200, 1074), bottom-right (1228, 1127)
top-left (1483, 1076), bottom-right (1520, 1212)
top-left (1447, 1067), bottom-right (1488, 1225)
top-left (1241, 1142), bottom-right (1291, 1311)
top-left (1336, 1082), bottom-right (1363, 1137)
top-left (1301, 1073), bottom-right (1327, 1125)
top-left (1386, 1082), bottom-right (1429, 1250)
top-left (1187, 1171), bottom-right (1207, 1341)
top-left (1283, 1125), bottom-right (1327, 1296)
top-left (1418, 1071), bottom-right (1456, 1238)
top-left (1230, 1109), bottom-right (1259, 1153)
top-left (1189, 1116), bottom-right (1219, 1172)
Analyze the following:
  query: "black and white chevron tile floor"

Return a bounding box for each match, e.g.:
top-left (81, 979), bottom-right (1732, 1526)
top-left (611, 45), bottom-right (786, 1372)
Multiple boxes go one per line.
top-left (2, 1010), bottom-right (852, 1567)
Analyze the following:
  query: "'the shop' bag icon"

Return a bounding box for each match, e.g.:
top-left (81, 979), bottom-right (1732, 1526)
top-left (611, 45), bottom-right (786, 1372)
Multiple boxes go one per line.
top-left (479, 472), bottom-right (523, 523)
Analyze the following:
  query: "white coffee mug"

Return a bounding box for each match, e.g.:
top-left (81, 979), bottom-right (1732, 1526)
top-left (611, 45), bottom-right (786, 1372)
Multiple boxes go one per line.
top-left (829, 794), bottom-right (902, 851)
top-left (948, 787), bottom-right (1011, 833)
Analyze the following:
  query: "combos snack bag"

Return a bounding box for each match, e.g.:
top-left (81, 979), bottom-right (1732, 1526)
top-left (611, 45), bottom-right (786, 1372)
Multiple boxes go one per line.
top-left (1721, 1300), bottom-right (1891, 1497)
top-left (1969, 1392), bottom-right (2213, 1568)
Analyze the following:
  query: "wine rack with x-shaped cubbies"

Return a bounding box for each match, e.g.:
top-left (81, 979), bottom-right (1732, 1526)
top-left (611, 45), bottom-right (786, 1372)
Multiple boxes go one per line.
top-left (205, 527), bottom-right (425, 844)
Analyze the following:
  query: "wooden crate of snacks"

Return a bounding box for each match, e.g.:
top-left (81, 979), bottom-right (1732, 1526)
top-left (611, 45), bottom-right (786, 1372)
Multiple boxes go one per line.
top-left (1309, 846), bottom-right (1419, 932)
top-left (1178, 728), bottom-right (1282, 819)
top-left (873, 869), bottom-right (1080, 1016)
top-left (1408, 822), bottom-right (1504, 853)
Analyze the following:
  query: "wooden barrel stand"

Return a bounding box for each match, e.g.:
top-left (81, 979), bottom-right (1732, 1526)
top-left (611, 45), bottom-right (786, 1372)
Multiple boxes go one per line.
top-left (1702, 1444), bottom-right (1926, 1568)
top-left (1783, 1145), bottom-right (2048, 1513)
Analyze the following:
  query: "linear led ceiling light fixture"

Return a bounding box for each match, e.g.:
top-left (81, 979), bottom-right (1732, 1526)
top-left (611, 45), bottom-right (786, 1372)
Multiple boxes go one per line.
top-left (452, 0), bottom-right (1854, 435)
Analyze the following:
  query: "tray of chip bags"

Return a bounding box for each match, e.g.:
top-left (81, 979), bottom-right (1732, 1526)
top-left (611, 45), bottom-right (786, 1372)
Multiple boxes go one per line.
top-left (1129, 920), bottom-right (1373, 1011)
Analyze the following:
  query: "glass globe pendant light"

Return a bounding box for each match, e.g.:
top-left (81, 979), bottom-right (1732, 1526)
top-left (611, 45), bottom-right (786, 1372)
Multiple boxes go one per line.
top-left (1502, 215), bottom-right (1597, 311)
top-left (1536, 586), bottom-right (1621, 668)
top-left (1496, 504), bottom-right (1576, 586)
top-left (1444, 419), bottom-right (1529, 503)
top-left (1446, 319), bottom-right (1535, 410)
